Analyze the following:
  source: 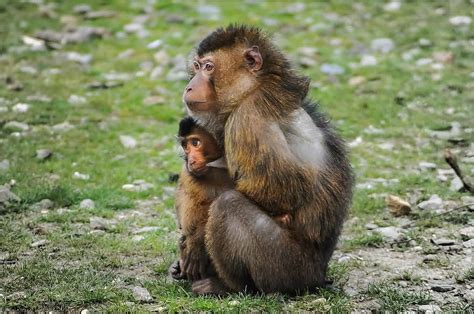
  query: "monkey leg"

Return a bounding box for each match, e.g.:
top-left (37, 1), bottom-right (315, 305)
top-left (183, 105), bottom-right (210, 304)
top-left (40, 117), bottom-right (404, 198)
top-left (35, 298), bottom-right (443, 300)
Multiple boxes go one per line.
top-left (205, 190), bottom-right (325, 294)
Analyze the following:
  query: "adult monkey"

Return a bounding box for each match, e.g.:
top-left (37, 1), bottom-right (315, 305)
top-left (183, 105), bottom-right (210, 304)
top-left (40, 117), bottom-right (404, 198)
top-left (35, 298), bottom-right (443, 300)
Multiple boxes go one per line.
top-left (182, 25), bottom-right (353, 295)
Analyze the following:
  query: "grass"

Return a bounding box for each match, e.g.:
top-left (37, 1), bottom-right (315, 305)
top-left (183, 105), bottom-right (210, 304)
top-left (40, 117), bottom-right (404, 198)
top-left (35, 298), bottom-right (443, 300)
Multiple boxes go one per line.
top-left (1, 0), bottom-right (473, 311)
top-left (367, 282), bottom-right (432, 312)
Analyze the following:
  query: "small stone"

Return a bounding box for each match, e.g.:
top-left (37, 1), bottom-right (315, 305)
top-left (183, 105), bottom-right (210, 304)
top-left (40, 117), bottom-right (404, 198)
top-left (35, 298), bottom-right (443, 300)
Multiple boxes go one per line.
top-left (418, 38), bottom-right (432, 47)
top-left (31, 199), bottom-right (54, 210)
top-left (52, 121), bottom-right (74, 132)
top-left (143, 96), bottom-right (165, 106)
top-left (31, 239), bottom-right (48, 248)
top-left (459, 226), bottom-right (474, 240)
top-left (196, 5), bottom-right (221, 20)
top-left (461, 196), bottom-right (474, 211)
top-left (22, 35), bottom-right (46, 50)
top-left (348, 136), bottom-right (363, 148)
top-left (153, 50), bottom-right (170, 64)
top-left (374, 226), bottom-right (402, 241)
top-left (431, 284), bottom-right (455, 292)
top-left (433, 51), bottom-right (454, 64)
top-left (463, 239), bottom-right (474, 248)
top-left (147, 39), bottom-right (162, 49)
top-left (0, 184), bottom-right (20, 207)
top-left (162, 186), bottom-right (176, 198)
top-left (320, 63), bottom-right (345, 75)
top-left (73, 4), bottom-right (91, 14)
top-left (229, 300), bottom-right (240, 306)
top-left (84, 10), bottom-right (116, 19)
top-left (73, 172), bottom-right (90, 180)
top-left (132, 235), bottom-right (145, 242)
top-left (122, 180), bottom-right (154, 192)
top-left (383, 1), bottom-right (401, 12)
top-left (12, 103), bottom-right (30, 113)
top-left (119, 135), bottom-right (137, 149)
top-left (79, 199), bottom-right (95, 209)
top-left (417, 195), bottom-right (443, 210)
top-left (371, 38), bottom-right (394, 54)
top-left (133, 226), bottom-right (161, 234)
top-left (0, 160), bottom-right (9, 172)
top-left (449, 177), bottom-right (464, 192)
top-left (80, 309), bottom-right (90, 314)
top-left (36, 149), bottom-right (52, 161)
top-left (348, 76), bottom-right (365, 86)
top-left (416, 58), bottom-right (433, 67)
top-left (64, 52), bottom-right (92, 64)
top-left (386, 195), bottom-right (411, 217)
top-left (360, 55), bottom-right (377, 66)
top-left (431, 238), bottom-right (455, 246)
top-left (449, 16), bottom-right (471, 26)
top-left (68, 94), bottom-right (87, 105)
top-left (419, 162), bottom-right (437, 171)
top-left (4, 121), bottom-right (29, 132)
top-left (365, 223), bottom-right (379, 230)
top-left (418, 304), bottom-right (441, 313)
top-left (132, 286), bottom-right (153, 303)
top-left (90, 216), bottom-right (112, 230)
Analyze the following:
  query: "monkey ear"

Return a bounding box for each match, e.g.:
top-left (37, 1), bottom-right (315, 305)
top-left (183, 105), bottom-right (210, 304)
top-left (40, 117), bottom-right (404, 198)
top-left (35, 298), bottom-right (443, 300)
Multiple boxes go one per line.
top-left (244, 46), bottom-right (263, 72)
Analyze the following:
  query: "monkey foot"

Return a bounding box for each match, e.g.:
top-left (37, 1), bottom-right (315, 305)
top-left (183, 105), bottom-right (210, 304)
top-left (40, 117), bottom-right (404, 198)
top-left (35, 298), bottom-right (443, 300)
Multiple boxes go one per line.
top-left (191, 277), bottom-right (229, 296)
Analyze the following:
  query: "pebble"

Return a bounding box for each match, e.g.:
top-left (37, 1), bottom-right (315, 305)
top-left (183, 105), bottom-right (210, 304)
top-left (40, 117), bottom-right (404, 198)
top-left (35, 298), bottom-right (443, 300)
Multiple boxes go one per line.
top-left (419, 161), bottom-right (437, 171)
top-left (68, 94), bottom-right (87, 105)
top-left (122, 180), bottom-right (154, 192)
top-left (418, 304), bottom-right (441, 313)
top-left (4, 121), bottom-right (30, 132)
top-left (196, 5), bottom-right (221, 20)
top-left (73, 172), bottom-right (90, 180)
top-left (348, 76), bottom-right (365, 86)
top-left (73, 4), bottom-right (91, 14)
top-left (383, 1), bottom-right (401, 12)
top-left (415, 58), bottom-right (433, 67)
top-left (449, 177), bottom-right (464, 192)
top-left (417, 195), bottom-right (443, 211)
top-left (365, 223), bottom-right (378, 230)
top-left (31, 199), bottom-right (54, 210)
top-left (133, 226), bottom-right (161, 234)
top-left (459, 226), bottom-right (474, 240)
top-left (386, 195), bottom-right (411, 217)
top-left (131, 286), bottom-right (153, 303)
top-left (36, 149), bottom-right (52, 161)
top-left (374, 226), bottom-right (403, 241)
top-left (143, 96), bottom-right (165, 106)
top-left (162, 186), bottom-right (176, 198)
top-left (320, 63), bottom-right (345, 75)
top-left (79, 199), bottom-right (95, 209)
top-left (90, 216), bottom-right (112, 230)
top-left (132, 235), bottom-right (145, 242)
top-left (12, 103), bottom-right (30, 113)
top-left (360, 55), bottom-right (377, 66)
top-left (371, 38), bottom-right (394, 54)
top-left (31, 239), bottom-right (48, 248)
top-left (52, 121), bottom-right (74, 132)
top-left (0, 106), bottom-right (8, 113)
top-left (64, 52), bottom-right (92, 64)
top-left (449, 16), bottom-right (471, 26)
top-left (431, 284), bottom-right (455, 292)
top-left (431, 238), bottom-right (455, 246)
top-left (0, 185), bottom-right (21, 207)
top-left (0, 160), bottom-right (9, 172)
top-left (119, 135), bottom-right (137, 149)
top-left (463, 239), bottom-right (474, 248)
top-left (147, 39), bottom-right (162, 49)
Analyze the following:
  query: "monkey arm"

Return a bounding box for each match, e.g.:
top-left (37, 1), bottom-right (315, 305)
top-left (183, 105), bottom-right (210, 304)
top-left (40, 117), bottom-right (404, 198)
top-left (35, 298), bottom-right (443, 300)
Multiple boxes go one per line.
top-left (225, 106), bottom-right (315, 213)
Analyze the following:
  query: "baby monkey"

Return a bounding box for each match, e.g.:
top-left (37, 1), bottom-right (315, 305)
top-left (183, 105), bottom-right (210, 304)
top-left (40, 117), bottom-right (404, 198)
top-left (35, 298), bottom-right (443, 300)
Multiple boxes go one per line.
top-left (171, 117), bottom-right (291, 282)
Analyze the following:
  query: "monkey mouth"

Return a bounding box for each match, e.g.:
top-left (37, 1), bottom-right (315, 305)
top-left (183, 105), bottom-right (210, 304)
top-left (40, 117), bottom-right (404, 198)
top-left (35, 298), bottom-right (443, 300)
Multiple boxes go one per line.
top-left (185, 101), bottom-right (209, 111)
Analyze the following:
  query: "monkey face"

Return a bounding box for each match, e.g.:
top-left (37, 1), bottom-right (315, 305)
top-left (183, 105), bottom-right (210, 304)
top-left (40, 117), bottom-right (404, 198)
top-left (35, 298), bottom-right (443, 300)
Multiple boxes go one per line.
top-left (183, 57), bottom-right (218, 113)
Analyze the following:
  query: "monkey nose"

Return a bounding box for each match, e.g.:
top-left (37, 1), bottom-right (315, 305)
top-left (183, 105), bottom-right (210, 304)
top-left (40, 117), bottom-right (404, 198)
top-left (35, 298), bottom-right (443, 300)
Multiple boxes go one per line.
top-left (186, 86), bottom-right (192, 93)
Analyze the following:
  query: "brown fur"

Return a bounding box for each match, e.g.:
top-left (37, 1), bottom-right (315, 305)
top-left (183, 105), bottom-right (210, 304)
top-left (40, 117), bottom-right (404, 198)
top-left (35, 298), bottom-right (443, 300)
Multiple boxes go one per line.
top-left (180, 25), bottom-right (353, 295)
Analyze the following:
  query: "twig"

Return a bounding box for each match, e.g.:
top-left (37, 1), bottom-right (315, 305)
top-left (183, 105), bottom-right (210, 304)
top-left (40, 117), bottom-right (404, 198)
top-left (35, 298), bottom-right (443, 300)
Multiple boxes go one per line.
top-left (444, 149), bottom-right (474, 193)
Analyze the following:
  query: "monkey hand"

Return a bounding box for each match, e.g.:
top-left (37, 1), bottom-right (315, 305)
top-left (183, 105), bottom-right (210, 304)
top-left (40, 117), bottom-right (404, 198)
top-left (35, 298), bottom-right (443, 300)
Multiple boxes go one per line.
top-left (169, 259), bottom-right (187, 280)
top-left (181, 241), bottom-right (210, 282)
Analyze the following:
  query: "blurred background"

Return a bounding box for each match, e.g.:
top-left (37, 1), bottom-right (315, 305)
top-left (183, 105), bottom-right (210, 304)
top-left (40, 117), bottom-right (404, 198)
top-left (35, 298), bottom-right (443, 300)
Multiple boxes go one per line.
top-left (0, 0), bottom-right (473, 312)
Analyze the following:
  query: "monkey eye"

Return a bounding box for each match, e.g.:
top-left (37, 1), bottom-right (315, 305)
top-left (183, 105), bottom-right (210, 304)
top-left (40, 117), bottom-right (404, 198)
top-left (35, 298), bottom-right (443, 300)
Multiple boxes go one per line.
top-left (191, 138), bottom-right (201, 147)
top-left (193, 61), bottom-right (200, 71)
top-left (203, 62), bottom-right (214, 72)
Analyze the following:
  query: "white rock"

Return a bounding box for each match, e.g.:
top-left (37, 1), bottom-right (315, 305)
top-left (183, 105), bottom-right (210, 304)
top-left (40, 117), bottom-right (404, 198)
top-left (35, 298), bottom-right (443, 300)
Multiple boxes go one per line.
top-left (360, 55), bottom-right (377, 66)
top-left (0, 106), bottom-right (8, 113)
top-left (449, 16), bottom-right (471, 26)
top-left (73, 172), bottom-right (90, 180)
top-left (383, 1), bottom-right (401, 12)
top-left (371, 38), bottom-right (394, 54)
top-left (122, 180), bottom-right (154, 192)
top-left (417, 194), bottom-right (443, 210)
top-left (0, 160), bottom-right (9, 171)
top-left (133, 226), bottom-right (160, 234)
top-left (132, 235), bottom-right (145, 242)
top-left (36, 149), bottom-right (52, 160)
top-left (320, 63), bottom-right (345, 75)
top-left (52, 121), bottom-right (74, 132)
top-left (463, 239), bottom-right (474, 248)
top-left (147, 39), bottom-right (162, 49)
top-left (348, 136), bottom-right (363, 148)
top-left (377, 143), bottom-right (394, 150)
top-left (68, 94), bottom-right (87, 105)
top-left (416, 58), bottom-right (433, 67)
top-left (4, 121), bottom-right (29, 132)
top-left (12, 103), bottom-right (30, 113)
top-left (196, 5), bottom-right (221, 20)
top-left (132, 286), bottom-right (153, 303)
top-left (119, 135), bottom-right (137, 149)
top-left (31, 239), bottom-right (48, 248)
top-left (65, 52), bottom-right (92, 64)
top-left (374, 226), bottom-right (403, 241)
top-left (80, 199), bottom-right (95, 209)
top-left (459, 226), bottom-right (474, 240)
top-left (22, 35), bottom-right (46, 51)
top-left (449, 177), bottom-right (464, 192)
top-left (419, 162), bottom-right (437, 171)
top-left (418, 304), bottom-right (441, 313)
top-left (90, 216), bottom-right (112, 230)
